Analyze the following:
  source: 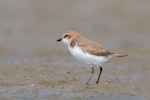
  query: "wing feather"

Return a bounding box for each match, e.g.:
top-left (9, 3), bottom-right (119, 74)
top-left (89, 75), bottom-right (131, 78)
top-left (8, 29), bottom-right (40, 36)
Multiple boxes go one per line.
top-left (76, 37), bottom-right (114, 56)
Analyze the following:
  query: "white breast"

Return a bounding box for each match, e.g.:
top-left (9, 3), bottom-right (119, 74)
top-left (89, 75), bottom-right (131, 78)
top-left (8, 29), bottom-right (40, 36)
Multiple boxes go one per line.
top-left (68, 45), bottom-right (112, 66)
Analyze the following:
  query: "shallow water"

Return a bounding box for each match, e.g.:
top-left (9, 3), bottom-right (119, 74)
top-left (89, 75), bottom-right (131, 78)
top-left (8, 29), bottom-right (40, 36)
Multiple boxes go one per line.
top-left (0, 0), bottom-right (150, 100)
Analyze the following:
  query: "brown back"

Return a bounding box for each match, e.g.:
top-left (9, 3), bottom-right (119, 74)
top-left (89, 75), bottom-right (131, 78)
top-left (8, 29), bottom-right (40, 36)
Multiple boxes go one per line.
top-left (70, 36), bottom-right (114, 56)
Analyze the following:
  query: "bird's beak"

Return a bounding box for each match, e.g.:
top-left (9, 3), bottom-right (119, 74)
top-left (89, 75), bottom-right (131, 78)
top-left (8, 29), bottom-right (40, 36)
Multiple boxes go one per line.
top-left (57, 38), bottom-right (62, 42)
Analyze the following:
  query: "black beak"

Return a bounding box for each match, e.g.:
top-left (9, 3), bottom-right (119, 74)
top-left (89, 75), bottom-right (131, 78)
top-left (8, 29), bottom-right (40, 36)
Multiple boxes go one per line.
top-left (57, 38), bottom-right (62, 42)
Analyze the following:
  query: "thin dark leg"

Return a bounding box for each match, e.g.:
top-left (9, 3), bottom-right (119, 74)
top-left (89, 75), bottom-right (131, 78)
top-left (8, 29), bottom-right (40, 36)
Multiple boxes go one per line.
top-left (86, 67), bottom-right (94, 84)
top-left (96, 67), bottom-right (102, 84)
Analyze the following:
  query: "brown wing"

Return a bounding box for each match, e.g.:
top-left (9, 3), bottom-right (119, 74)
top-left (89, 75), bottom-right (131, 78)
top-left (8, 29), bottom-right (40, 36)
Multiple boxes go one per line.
top-left (76, 37), bottom-right (114, 56)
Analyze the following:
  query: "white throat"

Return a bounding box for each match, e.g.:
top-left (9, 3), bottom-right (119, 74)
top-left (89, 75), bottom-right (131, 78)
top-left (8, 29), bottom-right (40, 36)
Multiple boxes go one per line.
top-left (62, 38), bottom-right (70, 45)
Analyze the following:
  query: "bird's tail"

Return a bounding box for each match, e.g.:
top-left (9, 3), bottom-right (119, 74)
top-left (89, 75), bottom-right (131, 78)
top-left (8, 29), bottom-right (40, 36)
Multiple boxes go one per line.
top-left (114, 53), bottom-right (128, 57)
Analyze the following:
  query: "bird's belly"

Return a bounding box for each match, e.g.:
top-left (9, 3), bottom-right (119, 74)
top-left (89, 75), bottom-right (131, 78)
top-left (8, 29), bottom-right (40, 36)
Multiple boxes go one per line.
top-left (68, 46), bottom-right (110, 66)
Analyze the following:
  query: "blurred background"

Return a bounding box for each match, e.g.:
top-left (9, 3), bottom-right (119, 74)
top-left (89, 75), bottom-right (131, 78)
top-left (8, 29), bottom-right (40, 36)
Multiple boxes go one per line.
top-left (0, 0), bottom-right (150, 99)
top-left (0, 0), bottom-right (149, 62)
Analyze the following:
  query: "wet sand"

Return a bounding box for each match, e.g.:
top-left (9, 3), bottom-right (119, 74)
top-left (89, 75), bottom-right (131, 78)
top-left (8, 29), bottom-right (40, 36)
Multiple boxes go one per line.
top-left (0, 0), bottom-right (150, 100)
top-left (0, 54), bottom-right (150, 100)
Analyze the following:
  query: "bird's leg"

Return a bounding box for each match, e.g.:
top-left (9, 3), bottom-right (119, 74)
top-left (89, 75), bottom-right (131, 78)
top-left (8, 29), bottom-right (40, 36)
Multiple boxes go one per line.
top-left (86, 66), bottom-right (94, 84)
top-left (96, 67), bottom-right (103, 84)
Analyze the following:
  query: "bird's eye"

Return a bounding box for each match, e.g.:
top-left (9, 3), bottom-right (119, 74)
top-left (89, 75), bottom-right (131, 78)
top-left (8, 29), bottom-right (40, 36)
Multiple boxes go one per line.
top-left (64, 35), bottom-right (69, 38)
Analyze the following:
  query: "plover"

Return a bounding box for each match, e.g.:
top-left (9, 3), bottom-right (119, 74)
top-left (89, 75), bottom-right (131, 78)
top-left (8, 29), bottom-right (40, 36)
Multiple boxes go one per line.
top-left (57, 31), bottom-right (127, 84)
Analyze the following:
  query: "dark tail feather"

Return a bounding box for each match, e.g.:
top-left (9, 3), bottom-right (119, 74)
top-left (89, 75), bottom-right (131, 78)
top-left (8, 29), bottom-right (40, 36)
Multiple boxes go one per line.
top-left (114, 54), bottom-right (128, 57)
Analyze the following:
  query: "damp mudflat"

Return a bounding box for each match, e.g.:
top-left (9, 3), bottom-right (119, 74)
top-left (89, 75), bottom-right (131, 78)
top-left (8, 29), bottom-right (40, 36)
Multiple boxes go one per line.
top-left (0, 55), bottom-right (149, 100)
top-left (0, 0), bottom-right (150, 100)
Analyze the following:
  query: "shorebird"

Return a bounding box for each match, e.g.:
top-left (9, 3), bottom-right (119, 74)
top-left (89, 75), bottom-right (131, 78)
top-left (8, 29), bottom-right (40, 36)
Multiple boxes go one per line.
top-left (57, 31), bottom-right (127, 84)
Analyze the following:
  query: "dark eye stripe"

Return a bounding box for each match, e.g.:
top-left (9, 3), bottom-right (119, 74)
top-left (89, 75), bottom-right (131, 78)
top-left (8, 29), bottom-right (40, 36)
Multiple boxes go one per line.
top-left (64, 35), bottom-right (69, 38)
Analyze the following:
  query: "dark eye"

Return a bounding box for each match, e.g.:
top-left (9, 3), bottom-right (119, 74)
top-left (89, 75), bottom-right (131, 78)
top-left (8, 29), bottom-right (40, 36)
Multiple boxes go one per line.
top-left (64, 35), bottom-right (69, 38)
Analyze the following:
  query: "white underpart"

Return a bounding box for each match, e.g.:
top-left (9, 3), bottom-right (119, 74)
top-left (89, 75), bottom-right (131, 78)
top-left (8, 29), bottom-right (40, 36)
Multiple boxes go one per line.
top-left (68, 45), bottom-right (114, 67)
